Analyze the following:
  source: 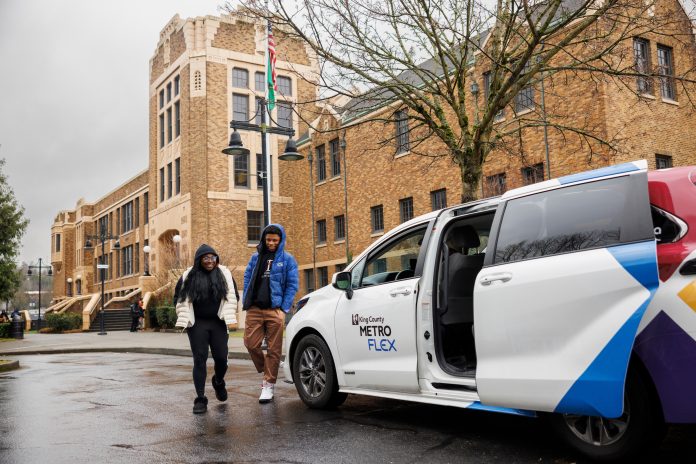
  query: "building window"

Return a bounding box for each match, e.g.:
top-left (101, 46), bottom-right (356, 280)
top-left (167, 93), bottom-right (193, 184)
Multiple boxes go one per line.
top-left (144, 192), bottom-right (149, 223)
top-left (233, 94), bottom-right (249, 121)
top-left (175, 158), bottom-right (181, 194)
top-left (335, 263), bottom-right (347, 273)
top-left (395, 110), bottom-right (409, 154)
top-left (75, 280), bottom-right (81, 295)
top-left (399, 197), bottom-right (414, 223)
top-left (316, 145), bottom-right (326, 182)
top-left (167, 163), bottom-right (173, 199)
top-left (166, 108), bottom-right (172, 143)
top-left (159, 114), bottom-right (165, 148)
top-left (317, 266), bottom-right (329, 287)
top-left (55, 234), bottom-right (61, 252)
top-left (256, 153), bottom-right (272, 191)
top-left (247, 211), bottom-right (264, 242)
top-left (657, 45), bottom-right (676, 100)
top-left (121, 245), bottom-right (133, 276)
top-left (515, 63), bottom-right (535, 113)
top-left (431, 189), bottom-right (447, 210)
top-left (483, 71), bottom-right (504, 120)
top-left (634, 38), bottom-right (653, 95)
top-left (122, 201), bottom-right (133, 233)
top-left (135, 243), bottom-right (140, 274)
top-left (656, 154), bottom-right (673, 169)
top-left (486, 172), bottom-right (507, 196)
top-left (159, 168), bottom-right (165, 202)
top-left (135, 197), bottom-right (139, 227)
top-left (255, 72), bottom-right (265, 91)
top-left (277, 102), bottom-right (292, 129)
top-left (371, 205), bottom-right (384, 233)
top-left (158, 74), bottom-right (180, 148)
top-left (521, 163), bottom-right (545, 185)
top-left (277, 76), bottom-right (292, 96)
top-left (234, 153), bottom-right (249, 187)
top-left (334, 215), bottom-right (346, 241)
top-left (316, 219), bottom-right (327, 244)
top-left (329, 138), bottom-right (341, 177)
top-left (98, 216), bottom-right (108, 236)
top-left (305, 269), bottom-right (315, 293)
top-left (174, 102), bottom-right (180, 138)
top-left (232, 68), bottom-right (249, 88)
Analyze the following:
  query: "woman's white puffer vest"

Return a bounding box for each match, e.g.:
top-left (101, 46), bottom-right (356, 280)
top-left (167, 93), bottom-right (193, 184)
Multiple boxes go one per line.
top-left (174, 265), bottom-right (238, 329)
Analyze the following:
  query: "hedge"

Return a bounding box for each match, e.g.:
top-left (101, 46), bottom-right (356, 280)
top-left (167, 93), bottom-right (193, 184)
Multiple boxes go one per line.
top-left (155, 306), bottom-right (177, 329)
top-left (0, 322), bottom-right (10, 338)
top-left (45, 312), bottom-right (82, 333)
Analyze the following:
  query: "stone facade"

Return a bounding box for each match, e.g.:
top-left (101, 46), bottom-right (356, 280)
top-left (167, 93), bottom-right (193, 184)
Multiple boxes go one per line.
top-left (52, 4), bottom-right (696, 316)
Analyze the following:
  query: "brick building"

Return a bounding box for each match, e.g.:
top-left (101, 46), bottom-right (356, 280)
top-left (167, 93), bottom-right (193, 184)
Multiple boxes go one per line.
top-left (51, 4), bottom-right (696, 327)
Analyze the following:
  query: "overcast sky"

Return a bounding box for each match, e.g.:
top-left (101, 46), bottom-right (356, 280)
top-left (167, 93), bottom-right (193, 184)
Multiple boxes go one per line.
top-left (0, 0), bottom-right (228, 265)
top-left (1, 1), bottom-right (695, 267)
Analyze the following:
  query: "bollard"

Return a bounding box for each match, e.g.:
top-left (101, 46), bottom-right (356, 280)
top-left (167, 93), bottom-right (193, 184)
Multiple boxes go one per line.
top-left (11, 315), bottom-right (24, 339)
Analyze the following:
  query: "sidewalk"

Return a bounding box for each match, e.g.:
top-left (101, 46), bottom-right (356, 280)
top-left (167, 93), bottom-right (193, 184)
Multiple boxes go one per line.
top-left (0, 330), bottom-right (272, 360)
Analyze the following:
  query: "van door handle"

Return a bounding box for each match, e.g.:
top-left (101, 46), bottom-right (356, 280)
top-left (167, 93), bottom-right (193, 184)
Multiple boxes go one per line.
top-left (389, 287), bottom-right (412, 297)
top-left (479, 273), bottom-right (513, 286)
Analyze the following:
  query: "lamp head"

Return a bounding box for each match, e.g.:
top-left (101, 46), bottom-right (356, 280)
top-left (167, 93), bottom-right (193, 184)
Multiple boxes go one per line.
top-left (278, 138), bottom-right (304, 161)
top-left (222, 129), bottom-right (250, 156)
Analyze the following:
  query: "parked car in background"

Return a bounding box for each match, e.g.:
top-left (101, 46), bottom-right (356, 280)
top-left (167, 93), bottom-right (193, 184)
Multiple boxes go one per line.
top-left (283, 160), bottom-right (696, 460)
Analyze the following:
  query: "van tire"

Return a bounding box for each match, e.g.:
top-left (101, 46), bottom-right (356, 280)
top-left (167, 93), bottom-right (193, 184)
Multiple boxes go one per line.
top-left (547, 367), bottom-right (665, 461)
top-left (292, 334), bottom-right (347, 409)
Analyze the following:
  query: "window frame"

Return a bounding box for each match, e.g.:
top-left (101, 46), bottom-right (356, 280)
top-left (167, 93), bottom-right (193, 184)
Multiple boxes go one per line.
top-left (316, 145), bottom-right (327, 182)
top-left (233, 93), bottom-right (249, 122)
top-left (277, 75), bottom-right (292, 96)
top-left (399, 197), bottom-right (414, 223)
top-left (329, 138), bottom-right (341, 177)
top-left (316, 219), bottom-right (327, 244)
top-left (232, 68), bottom-right (249, 88)
top-left (521, 163), bottom-right (545, 186)
top-left (395, 110), bottom-right (410, 154)
top-left (334, 214), bottom-right (346, 241)
top-left (431, 189), bottom-right (447, 211)
top-left (247, 211), bottom-right (264, 243)
top-left (633, 37), bottom-right (654, 95)
top-left (371, 205), bottom-right (384, 233)
top-left (657, 44), bottom-right (676, 101)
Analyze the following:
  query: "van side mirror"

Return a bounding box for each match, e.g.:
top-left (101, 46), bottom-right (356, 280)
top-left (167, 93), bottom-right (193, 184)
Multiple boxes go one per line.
top-left (332, 271), bottom-right (354, 299)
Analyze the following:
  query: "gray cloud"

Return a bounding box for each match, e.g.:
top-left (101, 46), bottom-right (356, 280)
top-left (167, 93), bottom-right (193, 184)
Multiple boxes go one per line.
top-left (0, 0), bottom-right (225, 265)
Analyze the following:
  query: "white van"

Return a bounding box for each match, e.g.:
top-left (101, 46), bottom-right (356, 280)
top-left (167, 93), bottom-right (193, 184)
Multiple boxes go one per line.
top-left (282, 161), bottom-right (696, 460)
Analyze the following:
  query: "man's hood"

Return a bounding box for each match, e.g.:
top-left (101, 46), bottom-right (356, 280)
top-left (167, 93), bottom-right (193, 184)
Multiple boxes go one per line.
top-left (258, 223), bottom-right (286, 254)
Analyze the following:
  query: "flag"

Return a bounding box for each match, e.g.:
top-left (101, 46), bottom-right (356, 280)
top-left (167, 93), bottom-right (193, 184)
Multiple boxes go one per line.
top-left (267, 21), bottom-right (277, 111)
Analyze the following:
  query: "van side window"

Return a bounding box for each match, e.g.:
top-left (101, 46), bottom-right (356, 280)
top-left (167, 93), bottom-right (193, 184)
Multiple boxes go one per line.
top-left (494, 176), bottom-right (645, 264)
top-left (359, 227), bottom-right (426, 287)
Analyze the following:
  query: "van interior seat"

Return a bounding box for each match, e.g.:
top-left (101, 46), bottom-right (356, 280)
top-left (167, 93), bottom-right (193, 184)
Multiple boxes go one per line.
top-left (442, 225), bottom-right (484, 325)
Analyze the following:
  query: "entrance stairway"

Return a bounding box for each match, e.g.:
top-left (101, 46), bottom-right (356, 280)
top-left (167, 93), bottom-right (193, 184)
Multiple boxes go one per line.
top-left (88, 308), bottom-right (133, 332)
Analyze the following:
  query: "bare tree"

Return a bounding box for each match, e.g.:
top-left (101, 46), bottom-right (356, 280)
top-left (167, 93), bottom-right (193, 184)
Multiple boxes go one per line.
top-left (229, 0), bottom-right (696, 200)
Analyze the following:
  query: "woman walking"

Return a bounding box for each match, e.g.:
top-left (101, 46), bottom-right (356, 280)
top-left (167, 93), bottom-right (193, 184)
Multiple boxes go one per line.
top-left (175, 244), bottom-right (238, 414)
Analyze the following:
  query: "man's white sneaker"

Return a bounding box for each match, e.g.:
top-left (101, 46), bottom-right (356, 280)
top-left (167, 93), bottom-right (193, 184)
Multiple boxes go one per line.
top-left (259, 381), bottom-right (274, 403)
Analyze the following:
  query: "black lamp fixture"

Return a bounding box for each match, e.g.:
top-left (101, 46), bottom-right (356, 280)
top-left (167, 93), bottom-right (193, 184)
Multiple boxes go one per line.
top-left (222, 97), bottom-right (300, 226)
top-left (222, 128), bottom-right (250, 157)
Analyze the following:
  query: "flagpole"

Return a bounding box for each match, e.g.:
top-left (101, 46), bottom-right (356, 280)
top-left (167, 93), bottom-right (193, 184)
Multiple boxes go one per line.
top-left (263, 12), bottom-right (273, 226)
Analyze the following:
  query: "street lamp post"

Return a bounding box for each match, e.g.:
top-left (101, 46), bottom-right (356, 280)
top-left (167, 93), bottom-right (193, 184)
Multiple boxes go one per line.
top-left (222, 97), bottom-right (301, 226)
top-left (27, 258), bottom-right (52, 330)
top-left (339, 134), bottom-right (350, 264)
top-left (85, 223), bottom-right (120, 335)
top-left (143, 245), bottom-right (151, 276)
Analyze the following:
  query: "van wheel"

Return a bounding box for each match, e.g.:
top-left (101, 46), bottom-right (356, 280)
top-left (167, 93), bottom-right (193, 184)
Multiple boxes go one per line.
top-left (547, 368), bottom-right (665, 461)
top-left (292, 334), bottom-right (347, 409)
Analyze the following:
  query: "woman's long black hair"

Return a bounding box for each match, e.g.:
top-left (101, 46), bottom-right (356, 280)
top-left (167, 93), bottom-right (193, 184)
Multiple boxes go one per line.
top-left (179, 258), bottom-right (228, 304)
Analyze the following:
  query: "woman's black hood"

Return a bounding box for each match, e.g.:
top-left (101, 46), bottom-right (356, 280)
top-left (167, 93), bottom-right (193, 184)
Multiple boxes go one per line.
top-left (194, 244), bottom-right (219, 267)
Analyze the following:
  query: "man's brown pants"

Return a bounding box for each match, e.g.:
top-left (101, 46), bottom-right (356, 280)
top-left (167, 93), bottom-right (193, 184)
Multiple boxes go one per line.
top-left (243, 308), bottom-right (285, 384)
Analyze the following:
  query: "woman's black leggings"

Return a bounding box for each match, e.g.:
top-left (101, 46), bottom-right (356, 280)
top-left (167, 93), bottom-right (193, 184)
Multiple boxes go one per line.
top-left (186, 318), bottom-right (229, 398)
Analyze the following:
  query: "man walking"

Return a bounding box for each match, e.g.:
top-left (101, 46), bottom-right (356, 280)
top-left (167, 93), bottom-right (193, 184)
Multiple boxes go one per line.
top-left (243, 224), bottom-right (299, 403)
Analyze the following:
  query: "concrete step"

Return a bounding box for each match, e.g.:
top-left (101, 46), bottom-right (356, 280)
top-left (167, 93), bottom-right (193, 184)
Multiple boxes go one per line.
top-left (89, 308), bottom-right (138, 332)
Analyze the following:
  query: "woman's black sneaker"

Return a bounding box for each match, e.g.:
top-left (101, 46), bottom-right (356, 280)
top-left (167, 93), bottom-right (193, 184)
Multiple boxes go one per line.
top-left (193, 396), bottom-right (208, 414)
top-left (212, 375), bottom-right (228, 402)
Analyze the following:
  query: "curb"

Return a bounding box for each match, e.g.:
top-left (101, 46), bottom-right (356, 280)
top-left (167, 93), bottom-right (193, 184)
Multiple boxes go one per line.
top-left (0, 360), bottom-right (20, 372)
top-left (0, 348), bottom-right (284, 361)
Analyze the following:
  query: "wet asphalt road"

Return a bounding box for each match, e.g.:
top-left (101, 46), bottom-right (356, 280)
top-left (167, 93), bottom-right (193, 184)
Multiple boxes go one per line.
top-left (0, 353), bottom-right (693, 464)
